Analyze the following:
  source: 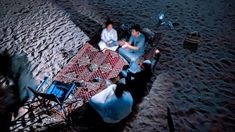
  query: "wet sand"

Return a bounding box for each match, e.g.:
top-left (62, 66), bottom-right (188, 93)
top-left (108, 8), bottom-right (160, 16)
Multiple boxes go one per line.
top-left (1, 0), bottom-right (235, 131)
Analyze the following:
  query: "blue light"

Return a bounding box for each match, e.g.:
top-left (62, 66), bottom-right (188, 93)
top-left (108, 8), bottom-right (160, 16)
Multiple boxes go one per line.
top-left (158, 11), bottom-right (165, 25)
top-left (159, 12), bottom-right (164, 20)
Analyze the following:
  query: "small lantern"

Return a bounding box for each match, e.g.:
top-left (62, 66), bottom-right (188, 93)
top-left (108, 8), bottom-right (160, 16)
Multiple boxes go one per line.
top-left (158, 11), bottom-right (165, 25)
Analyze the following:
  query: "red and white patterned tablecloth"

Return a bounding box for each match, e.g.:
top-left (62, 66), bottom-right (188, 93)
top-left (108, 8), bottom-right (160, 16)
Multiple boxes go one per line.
top-left (54, 43), bottom-right (127, 102)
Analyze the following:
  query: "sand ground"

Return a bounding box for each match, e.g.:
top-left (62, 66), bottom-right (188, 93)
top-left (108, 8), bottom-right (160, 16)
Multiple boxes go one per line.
top-left (0, 0), bottom-right (89, 84)
top-left (1, 0), bottom-right (235, 131)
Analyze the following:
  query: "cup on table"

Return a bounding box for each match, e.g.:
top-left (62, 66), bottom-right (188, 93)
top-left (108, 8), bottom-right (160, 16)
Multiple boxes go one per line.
top-left (76, 80), bottom-right (86, 87)
top-left (93, 76), bottom-right (102, 82)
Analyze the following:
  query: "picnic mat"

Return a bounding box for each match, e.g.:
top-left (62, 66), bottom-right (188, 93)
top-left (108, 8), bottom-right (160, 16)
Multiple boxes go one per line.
top-left (54, 43), bottom-right (127, 103)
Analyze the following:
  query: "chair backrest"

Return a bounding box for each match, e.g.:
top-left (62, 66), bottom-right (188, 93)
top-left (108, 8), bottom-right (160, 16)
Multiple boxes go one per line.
top-left (46, 81), bottom-right (76, 103)
top-left (28, 86), bottom-right (59, 103)
top-left (46, 81), bottom-right (64, 99)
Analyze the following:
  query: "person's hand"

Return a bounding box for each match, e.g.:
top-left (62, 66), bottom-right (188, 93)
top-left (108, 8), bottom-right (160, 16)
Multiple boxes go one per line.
top-left (102, 48), bottom-right (107, 53)
top-left (106, 40), bottom-right (112, 45)
top-left (122, 43), bottom-right (129, 49)
top-left (122, 42), bottom-right (130, 49)
top-left (118, 40), bottom-right (125, 46)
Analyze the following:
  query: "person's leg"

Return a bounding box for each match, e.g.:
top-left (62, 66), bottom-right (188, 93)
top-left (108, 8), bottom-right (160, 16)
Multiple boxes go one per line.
top-left (118, 48), bottom-right (142, 63)
top-left (130, 53), bottom-right (143, 62)
top-left (98, 41), bottom-right (107, 51)
top-left (128, 61), bottom-right (141, 74)
top-left (106, 42), bottom-right (119, 51)
top-left (118, 48), bottom-right (131, 62)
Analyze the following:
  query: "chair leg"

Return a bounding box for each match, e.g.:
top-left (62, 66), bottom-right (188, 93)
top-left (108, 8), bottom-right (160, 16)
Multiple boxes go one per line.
top-left (60, 104), bottom-right (73, 124)
top-left (10, 98), bottom-right (45, 131)
top-left (71, 92), bottom-right (79, 108)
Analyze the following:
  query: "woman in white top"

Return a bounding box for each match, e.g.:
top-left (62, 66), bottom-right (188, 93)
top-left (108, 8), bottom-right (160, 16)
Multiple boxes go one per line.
top-left (98, 21), bottom-right (118, 52)
top-left (89, 83), bottom-right (133, 123)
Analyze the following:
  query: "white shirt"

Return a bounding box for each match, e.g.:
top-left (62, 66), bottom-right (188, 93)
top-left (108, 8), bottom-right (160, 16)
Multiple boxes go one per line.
top-left (89, 84), bottom-right (133, 123)
top-left (101, 28), bottom-right (118, 43)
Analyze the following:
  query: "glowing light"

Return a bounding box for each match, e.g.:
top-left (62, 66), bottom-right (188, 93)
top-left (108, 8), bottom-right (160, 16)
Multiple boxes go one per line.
top-left (158, 11), bottom-right (164, 20)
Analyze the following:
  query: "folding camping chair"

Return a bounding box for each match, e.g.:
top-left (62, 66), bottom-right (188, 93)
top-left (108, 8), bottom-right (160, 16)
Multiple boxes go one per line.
top-left (27, 79), bottom-right (77, 118)
top-left (11, 77), bottom-right (77, 131)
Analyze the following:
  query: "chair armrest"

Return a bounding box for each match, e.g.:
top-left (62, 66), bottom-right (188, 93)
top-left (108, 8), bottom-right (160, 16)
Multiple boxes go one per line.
top-left (28, 87), bottom-right (38, 95)
top-left (64, 83), bottom-right (76, 100)
top-left (36, 76), bottom-right (48, 92)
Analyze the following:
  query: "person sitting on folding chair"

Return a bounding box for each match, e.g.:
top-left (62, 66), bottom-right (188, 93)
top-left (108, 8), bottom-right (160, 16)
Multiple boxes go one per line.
top-left (98, 20), bottom-right (118, 53)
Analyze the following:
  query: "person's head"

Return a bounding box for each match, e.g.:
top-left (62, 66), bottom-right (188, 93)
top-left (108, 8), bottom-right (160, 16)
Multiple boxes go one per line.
top-left (138, 60), bottom-right (152, 79)
top-left (114, 82), bottom-right (126, 98)
top-left (141, 60), bottom-right (152, 72)
top-left (131, 24), bottom-right (141, 37)
top-left (105, 20), bottom-right (114, 32)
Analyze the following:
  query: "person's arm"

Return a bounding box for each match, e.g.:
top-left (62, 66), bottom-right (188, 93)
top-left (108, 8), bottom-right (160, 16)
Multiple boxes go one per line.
top-left (101, 29), bottom-right (107, 43)
top-left (124, 35), bottom-right (145, 50)
top-left (122, 36), bottom-right (134, 49)
top-left (126, 44), bottom-right (139, 50)
top-left (127, 35), bottom-right (133, 45)
top-left (112, 30), bottom-right (118, 42)
top-left (133, 35), bottom-right (145, 50)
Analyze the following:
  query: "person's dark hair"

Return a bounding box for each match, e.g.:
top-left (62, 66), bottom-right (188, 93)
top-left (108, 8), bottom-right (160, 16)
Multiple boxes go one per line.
top-left (131, 24), bottom-right (141, 32)
top-left (105, 20), bottom-right (113, 28)
top-left (142, 62), bottom-right (152, 73)
top-left (114, 83), bottom-right (126, 98)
